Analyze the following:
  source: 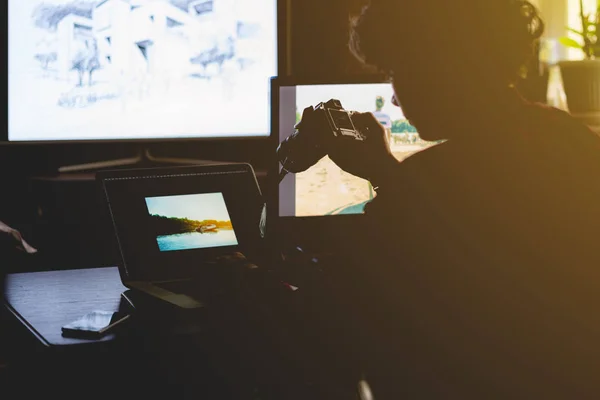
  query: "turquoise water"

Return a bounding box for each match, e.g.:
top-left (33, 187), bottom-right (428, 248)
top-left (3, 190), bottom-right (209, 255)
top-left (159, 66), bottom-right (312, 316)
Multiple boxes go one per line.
top-left (156, 230), bottom-right (238, 252)
top-left (326, 201), bottom-right (368, 215)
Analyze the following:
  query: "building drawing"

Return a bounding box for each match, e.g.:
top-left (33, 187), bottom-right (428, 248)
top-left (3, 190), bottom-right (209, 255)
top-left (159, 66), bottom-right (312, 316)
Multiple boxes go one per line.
top-left (51, 0), bottom-right (241, 83)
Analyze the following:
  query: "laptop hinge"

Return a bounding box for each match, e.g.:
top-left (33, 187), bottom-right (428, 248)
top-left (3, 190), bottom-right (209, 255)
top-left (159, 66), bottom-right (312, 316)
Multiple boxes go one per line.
top-left (128, 281), bottom-right (204, 309)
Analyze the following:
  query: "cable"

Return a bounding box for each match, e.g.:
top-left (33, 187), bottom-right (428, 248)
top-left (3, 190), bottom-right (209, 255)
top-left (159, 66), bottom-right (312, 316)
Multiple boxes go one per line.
top-left (278, 166), bottom-right (289, 184)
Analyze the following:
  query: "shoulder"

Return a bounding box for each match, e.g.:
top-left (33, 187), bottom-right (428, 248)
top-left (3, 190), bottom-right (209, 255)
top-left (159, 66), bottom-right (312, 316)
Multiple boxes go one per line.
top-left (521, 103), bottom-right (600, 146)
top-left (517, 103), bottom-right (600, 174)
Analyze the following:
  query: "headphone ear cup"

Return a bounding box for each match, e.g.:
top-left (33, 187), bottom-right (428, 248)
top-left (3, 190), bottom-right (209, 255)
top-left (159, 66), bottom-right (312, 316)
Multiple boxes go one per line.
top-left (258, 203), bottom-right (267, 239)
top-left (357, 378), bottom-right (375, 400)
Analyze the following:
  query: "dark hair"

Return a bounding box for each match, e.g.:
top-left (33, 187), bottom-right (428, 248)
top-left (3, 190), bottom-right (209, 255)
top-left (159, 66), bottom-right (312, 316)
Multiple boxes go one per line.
top-left (349, 0), bottom-right (545, 84)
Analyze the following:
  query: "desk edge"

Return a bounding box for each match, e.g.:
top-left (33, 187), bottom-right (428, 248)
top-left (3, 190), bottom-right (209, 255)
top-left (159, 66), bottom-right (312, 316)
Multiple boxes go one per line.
top-left (4, 300), bottom-right (51, 348)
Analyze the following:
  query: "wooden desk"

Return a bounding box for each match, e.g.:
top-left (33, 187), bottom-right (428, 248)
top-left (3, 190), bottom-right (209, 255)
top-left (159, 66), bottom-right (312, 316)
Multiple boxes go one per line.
top-left (2, 265), bottom-right (359, 399)
top-left (1, 266), bottom-right (326, 400)
top-left (4, 267), bottom-right (127, 347)
top-left (1, 267), bottom-right (242, 400)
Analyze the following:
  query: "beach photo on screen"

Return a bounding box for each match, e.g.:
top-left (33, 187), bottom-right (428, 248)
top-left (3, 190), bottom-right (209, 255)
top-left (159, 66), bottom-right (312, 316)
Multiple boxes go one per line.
top-left (145, 192), bottom-right (238, 252)
top-left (288, 83), bottom-right (436, 217)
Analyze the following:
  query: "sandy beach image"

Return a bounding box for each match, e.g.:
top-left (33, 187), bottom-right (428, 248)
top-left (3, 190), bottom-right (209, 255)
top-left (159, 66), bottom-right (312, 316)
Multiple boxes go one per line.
top-left (295, 142), bottom-right (436, 216)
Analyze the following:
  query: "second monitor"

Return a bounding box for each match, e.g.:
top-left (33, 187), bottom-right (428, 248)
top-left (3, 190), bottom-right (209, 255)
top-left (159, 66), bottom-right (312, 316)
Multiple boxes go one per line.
top-left (273, 76), bottom-right (437, 219)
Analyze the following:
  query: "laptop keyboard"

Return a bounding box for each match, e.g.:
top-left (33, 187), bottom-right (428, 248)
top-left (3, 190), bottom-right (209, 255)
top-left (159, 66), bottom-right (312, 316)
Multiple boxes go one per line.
top-left (156, 280), bottom-right (201, 294)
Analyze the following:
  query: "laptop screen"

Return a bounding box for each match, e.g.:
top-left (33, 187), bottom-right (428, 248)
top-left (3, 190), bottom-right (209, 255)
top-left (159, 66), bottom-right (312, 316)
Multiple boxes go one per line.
top-left (145, 192), bottom-right (239, 253)
top-left (98, 163), bottom-right (264, 282)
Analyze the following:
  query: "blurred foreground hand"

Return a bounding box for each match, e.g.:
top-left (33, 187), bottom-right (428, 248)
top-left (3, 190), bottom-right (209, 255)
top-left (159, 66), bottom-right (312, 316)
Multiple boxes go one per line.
top-left (0, 220), bottom-right (37, 255)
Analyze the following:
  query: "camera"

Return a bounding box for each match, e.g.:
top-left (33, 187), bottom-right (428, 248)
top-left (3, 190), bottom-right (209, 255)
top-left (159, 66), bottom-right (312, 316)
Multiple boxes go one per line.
top-left (277, 99), bottom-right (365, 179)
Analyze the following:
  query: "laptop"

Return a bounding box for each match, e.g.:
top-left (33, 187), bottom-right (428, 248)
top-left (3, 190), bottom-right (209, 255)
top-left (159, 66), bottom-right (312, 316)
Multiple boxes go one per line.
top-left (97, 163), bottom-right (267, 309)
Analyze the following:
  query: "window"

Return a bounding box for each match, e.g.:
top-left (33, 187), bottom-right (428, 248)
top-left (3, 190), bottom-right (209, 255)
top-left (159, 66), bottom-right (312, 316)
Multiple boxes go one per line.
top-left (136, 41), bottom-right (153, 61)
top-left (237, 22), bottom-right (261, 39)
top-left (166, 17), bottom-right (184, 28)
top-left (192, 0), bottom-right (214, 16)
top-left (567, 0), bottom-right (598, 59)
top-left (73, 23), bottom-right (92, 41)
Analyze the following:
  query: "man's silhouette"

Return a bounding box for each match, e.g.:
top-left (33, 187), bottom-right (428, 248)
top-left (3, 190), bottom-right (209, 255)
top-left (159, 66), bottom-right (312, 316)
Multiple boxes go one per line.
top-left (270, 1), bottom-right (600, 398)
top-left (315, 0), bottom-right (600, 398)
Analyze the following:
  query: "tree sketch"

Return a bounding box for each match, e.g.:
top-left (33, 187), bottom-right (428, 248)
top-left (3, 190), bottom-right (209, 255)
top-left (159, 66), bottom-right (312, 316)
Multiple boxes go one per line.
top-left (32, 1), bottom-right (96, 31)
top-left (34, 52), bottom-right (57, 70)
top-left (190, 36), bottom-right (236, 77)
top-left (72, 38), bottom-right (101, 86)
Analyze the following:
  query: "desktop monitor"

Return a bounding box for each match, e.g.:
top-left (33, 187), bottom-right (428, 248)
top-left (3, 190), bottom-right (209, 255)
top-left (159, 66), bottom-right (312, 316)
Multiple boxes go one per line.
top-left (6, 0), bottom-right (278, 144)
top-left (271, 76), bottom-right (437, 245)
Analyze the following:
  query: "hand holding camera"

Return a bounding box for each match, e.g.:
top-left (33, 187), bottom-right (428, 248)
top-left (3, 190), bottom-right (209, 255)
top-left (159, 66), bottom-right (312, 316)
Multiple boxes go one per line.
top-left (277, 99), bottom-right (395, 185)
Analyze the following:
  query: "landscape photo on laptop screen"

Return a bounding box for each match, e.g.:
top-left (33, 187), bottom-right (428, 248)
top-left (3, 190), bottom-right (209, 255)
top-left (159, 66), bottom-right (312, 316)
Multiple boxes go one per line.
top-left (8, 0), bottom-right (276, 141)
top-left (145, 192), bottom-right (238, 252)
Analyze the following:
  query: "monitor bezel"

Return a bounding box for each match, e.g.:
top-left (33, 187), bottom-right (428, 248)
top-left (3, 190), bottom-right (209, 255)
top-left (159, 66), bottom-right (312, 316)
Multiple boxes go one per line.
top-left (268, 74), bottom-right (392, 250)
top-left (2, 0), bottom-right (286, 146)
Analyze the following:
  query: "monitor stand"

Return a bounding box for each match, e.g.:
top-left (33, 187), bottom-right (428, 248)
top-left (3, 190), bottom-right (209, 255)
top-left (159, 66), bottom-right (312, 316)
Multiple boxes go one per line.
top-left (58, 147), bottom-right (220, 173)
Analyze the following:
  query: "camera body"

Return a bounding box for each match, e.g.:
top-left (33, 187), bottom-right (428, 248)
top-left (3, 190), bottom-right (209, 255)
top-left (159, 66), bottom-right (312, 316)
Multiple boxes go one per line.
top-left (316, 99), bottom-right (366, 142)
top-left (277, 99), bottom-right (365, 175)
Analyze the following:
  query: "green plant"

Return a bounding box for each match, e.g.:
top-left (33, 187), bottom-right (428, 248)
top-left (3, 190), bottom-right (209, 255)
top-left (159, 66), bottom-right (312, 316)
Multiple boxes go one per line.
top-left (559, 0), bottom-right (599, 59)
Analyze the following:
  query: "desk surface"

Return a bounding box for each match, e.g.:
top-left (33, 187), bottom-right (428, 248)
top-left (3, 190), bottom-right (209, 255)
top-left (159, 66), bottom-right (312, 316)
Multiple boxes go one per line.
top-left (4, 267), bottom-right (127, 347)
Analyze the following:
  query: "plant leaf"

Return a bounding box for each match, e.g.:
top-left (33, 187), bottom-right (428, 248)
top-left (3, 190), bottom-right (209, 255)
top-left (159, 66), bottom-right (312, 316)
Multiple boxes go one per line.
top-left (559, 37), bottom-right (583, 49)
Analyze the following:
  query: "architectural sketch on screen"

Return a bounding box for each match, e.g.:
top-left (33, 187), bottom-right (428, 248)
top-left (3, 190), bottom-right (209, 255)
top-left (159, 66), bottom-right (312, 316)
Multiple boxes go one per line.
top-left (8, 0), bottom-right (277, 141)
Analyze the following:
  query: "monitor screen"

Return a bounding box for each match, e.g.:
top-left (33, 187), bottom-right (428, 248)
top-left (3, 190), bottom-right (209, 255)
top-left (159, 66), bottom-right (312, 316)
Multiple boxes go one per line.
top-left (8, 0), bottom-right (277, 142)
top-left (276, 79), bottom-right (437, 218)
